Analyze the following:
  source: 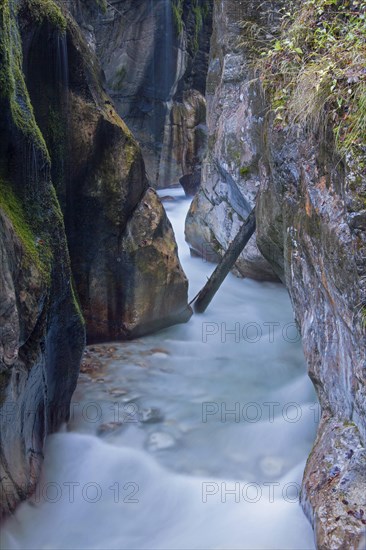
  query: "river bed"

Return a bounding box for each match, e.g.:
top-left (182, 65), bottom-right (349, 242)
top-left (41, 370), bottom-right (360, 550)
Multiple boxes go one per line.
top-left (1, 189), bottom-right (318, 550)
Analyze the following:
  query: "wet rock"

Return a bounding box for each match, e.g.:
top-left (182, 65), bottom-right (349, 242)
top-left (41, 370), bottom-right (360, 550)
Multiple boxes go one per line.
top-left (184, 0), bottom-right (278, 281)
top-left (80, 352), bottom-right (103, 375)
top-left (0, 5), bottom-right (85, 518)
top-left (254, 72), bottom-right (366, 550)
top-left (118, 188), bottom-right (192, 338)
top-left (160, 196), bottom-right (177, 202)
top-left (68, 0), bottom-right (213, 188)
top-left (180, 172), bottom-right (201, 197)
top-left (23, 9), bottom-right (191, 343)
top-left (139, 408), bottom-right (164, 424)
top-left (301, 416), bottom-right (366, 549)
top-left (97, 422), bottom-right (124, 436)
top-left (108, 388), bottom-right (128, 398)
top-left (147, 432), bottom-right (176, 452)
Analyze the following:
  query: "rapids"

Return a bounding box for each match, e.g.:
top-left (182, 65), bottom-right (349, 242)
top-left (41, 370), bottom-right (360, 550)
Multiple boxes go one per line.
top-left (1, 189), bottom-right (318, 550)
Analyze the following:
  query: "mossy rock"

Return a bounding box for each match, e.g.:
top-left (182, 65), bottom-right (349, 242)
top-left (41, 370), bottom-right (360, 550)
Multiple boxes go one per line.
top-left (0, 178), bottom-right (52, 278)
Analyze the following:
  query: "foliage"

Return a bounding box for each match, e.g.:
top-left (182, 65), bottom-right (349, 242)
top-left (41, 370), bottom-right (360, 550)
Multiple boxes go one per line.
top-left (172, 0), bottom-right (184, 34)
top-left (24, 0), bottom-right (67, 31)
top-left (258, 0), bottom-right (366, 157)
top-left (172, 0), bottom-right (210, 52)
top-left (0, 178), bottom-right (49, 276)
top-left (94, 0), bottom-right (107, 13)
top-left (239, 166), bottom-right (251, 177)
top-left (192, 0), bottom-right (210, 51)
top-left (0, 0), bottom-right (50, 159)
top-left (0, 178), bottom-right (38, 261)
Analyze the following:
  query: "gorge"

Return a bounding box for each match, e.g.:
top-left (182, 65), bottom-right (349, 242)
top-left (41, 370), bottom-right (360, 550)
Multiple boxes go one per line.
top-left (0, 1), bottom-right (365, 549)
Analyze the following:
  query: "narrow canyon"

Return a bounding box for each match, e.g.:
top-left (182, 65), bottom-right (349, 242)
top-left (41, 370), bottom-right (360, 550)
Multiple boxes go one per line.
top-left (0, 1), bottom-right (365, 549)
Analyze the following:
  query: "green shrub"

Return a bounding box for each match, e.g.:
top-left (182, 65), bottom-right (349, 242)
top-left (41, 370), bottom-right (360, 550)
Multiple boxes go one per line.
top-left (257, 0), bottom-right (366, 157)
top-left (25, 0), bottom-right (67, 31)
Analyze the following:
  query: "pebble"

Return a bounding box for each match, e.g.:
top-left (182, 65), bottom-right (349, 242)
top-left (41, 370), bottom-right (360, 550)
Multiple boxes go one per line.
top-left (108, 388), bottom-right (128, 397)
top-left (139, 408), bottom-right (164, 424)
top-left (260, 456), bottom-right (284, 477)
top-left (147, 432), bottom-right (175, 451)
top-left (97, 422), bottom-right (123, 436)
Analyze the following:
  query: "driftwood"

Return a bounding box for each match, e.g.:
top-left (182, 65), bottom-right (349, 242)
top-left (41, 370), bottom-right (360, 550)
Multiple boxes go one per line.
top-left (193, 208), bottom-right (256, 314)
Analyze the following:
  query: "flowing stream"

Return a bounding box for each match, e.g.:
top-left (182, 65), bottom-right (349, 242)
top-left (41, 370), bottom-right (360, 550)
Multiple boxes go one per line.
top-left (1, 189), bottom-right (318, 550)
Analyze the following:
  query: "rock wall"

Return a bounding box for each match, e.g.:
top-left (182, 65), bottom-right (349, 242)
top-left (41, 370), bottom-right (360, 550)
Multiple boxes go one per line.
top-left (1, 0), bottom-right (191, 518)
top-left (0, 0), bottom-right (85, 518)
top-left (68, 0), bottom-right (213, 189)
top-left (257, 124), bottom-right (366, 550)
top-left (22, 2), bottom-right (190, 342)
top-left (185, 0), bottom-right (366, 547)
top-left (185, 0), bottom-right (277, 280)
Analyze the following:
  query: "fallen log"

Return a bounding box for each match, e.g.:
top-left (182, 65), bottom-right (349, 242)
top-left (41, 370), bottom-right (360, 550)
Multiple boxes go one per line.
top-left (193, 208), bottom-right (256, 313)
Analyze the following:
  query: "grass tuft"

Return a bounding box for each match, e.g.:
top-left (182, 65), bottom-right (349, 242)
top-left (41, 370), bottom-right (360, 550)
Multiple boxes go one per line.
top-left (256, 0), bottom-right (366, 158)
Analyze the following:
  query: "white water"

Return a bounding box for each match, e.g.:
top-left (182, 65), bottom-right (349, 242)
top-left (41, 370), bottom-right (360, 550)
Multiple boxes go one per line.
top-left (1, 189), bottom-right (318, 550)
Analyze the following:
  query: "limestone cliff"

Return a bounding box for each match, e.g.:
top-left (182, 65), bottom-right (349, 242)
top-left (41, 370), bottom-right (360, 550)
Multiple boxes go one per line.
top-left (68, 0), bottom-right (213, 189)
top-left (185, 0), bottom-right (278, 280)
top-left (257, 124), bottom-right (366, 550)
top-left (186, 0), bottom-right (366, 547)
top-left (21, 0), bottom-right (190, 341)
top-left (0, 0), bottom-right (190, 518)
top-left (0, 0), bottom-right (85, 518)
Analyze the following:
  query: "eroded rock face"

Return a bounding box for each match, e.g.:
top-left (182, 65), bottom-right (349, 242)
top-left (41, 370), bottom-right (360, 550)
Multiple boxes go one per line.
top-left (185, 0), bottom-right (277, 280)
top-left (22, 5), bottom-right (191, 342)
top-left (302, 416), bottom-right (366, 550)
top-left (117, 188), bottom-right (191, 338)
top-left (0, 0), bottom-right (85, 517)
top-left (184, 0), bottom-right (366, 546)
top-left (0, 208), bottom-right (84, 519)
top-left (1, 0), bottom-right (191, 519)
top-left (256, 125), bottom-right (366, 549)
top-left (68, 0), bottom-right (213, 188)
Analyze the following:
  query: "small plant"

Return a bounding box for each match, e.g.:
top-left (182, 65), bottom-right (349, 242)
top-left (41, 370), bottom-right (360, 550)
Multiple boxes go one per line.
top-left (172, 0), bottom-right (210, 52)
top-left (95, 0), bottom-right (107, 13)
top-left (172, 0), bottom-right (184, 35)
top-left (257, 0), bottom-right (366, 158)
top-left (239, 166), bottom-right (251, 177)
top-left (24, 0), bottom-right (67, 31)
top-left (112, 66), bottom-right (126, 91)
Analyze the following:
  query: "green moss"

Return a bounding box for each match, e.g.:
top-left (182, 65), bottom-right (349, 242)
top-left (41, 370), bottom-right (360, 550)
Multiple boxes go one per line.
top-left (258, 0), bottom-right (366, 158)
top-left (94, 0), bottom-right (107, 13)
top-left (239, 166), bottom-right (251, 177)
top-left (24, 0), bottom-right (67, 31)
top-left (172, 0), bottom-right (210, 52)
top-left (71, 280), bottom-right (85, 325)
top-left (125, 140), bottom-right (138, 168)
top-left (111, 66), bottom-right (126, 92)
top-left (0, 0), bottom-right (50, 160)
top-left (49, 184), bottom-right (64, 225)
top-left (0, 178), bottom-right (47, 274)
top-left (172, 0), bottom-right (184, 35)
top-left (342, 420), bottom-right (356, 428)
top-left (192, 1), bottom-right (203, 52)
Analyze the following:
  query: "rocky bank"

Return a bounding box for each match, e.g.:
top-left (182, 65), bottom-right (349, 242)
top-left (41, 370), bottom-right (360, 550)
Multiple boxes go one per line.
top-left (1, 1), bottom-right (365, 548)
top-left (186, 0), bottom-right (366, 547)
top-left (0, 0), bottom-right (190, 517)
top-left (68, 0), bottom-right (213, 189)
